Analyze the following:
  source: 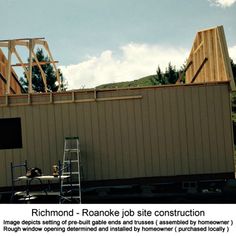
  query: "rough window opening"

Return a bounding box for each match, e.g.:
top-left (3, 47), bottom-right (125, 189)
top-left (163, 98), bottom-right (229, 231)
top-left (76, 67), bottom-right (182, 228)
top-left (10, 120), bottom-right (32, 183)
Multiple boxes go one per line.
top-left (0, 117), bottom-right (22, 149)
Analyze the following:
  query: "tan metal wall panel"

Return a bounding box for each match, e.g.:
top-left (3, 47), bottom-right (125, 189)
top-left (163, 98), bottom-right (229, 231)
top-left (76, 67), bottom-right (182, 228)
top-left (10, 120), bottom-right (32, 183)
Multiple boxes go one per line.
top-left (163, 88), bottom-right (176, 175)
top-left (90, 102), bottom-right (101, 180)
top-left (221, 87), bottom-right (235, 171)
top-left (199, 86), bottom-right (211, 173)
top-left (148, 90), bottom-right (160, 176)
top-left (75, 104), bottom-right (88, 179)
top-left (85, 103), bottom-right (93, 179)
top-left (46, 105), bottom-right (58, 171)
top-left (207, 86), bottom-right (220, 170)
top-left (184, 87), bottom-right (196, 174)
top-left (126, 100), bottom-right (138, 177)
top-left (0, 83), bottom-right (234, 187)
top-left (155, 90), bottom-right (167, 176)
top-left (112, 101), bottom-right (124, 178)
top-left (134, 100), bottom-right (146, 177)
top-left (118, 100), bottom-right (129, 178)
top-left (32, 106), bottom-right (42, 167)
top-left (96, 102), bottom-right (107, 179)
top-left (169, 88), bottom-right (182, 175)
top-left (107, 100), bottom-right (120, 179)
top-left (176, 87), bottom-right (189, 174)
top-left (191, 87), bottom-right (204, 173)
top-left (142, 90), bottom-right (153, 176)
top-left (214, 86), bottom-right (227, 172)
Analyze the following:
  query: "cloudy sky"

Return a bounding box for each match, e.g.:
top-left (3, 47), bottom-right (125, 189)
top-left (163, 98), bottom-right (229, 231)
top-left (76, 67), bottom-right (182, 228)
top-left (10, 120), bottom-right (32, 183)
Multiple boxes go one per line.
top-left (0, 0), bottom-right (236, 88)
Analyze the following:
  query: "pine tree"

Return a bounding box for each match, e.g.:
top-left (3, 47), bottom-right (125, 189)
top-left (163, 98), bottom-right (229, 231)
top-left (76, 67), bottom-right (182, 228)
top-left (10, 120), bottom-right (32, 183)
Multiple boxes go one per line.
top-left (155, 66), bottom-right (167, 85)
top-left (231, 59), bottom-right (236, 83)
top-left (20, 48), bottom-right (67, 92)
top-left (164, 62), bottom-right (178, 84)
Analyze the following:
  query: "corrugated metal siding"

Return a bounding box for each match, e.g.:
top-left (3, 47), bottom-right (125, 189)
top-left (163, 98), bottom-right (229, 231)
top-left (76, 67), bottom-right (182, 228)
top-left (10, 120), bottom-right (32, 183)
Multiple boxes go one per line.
top-left (0, 83), bottom-right (234, 187)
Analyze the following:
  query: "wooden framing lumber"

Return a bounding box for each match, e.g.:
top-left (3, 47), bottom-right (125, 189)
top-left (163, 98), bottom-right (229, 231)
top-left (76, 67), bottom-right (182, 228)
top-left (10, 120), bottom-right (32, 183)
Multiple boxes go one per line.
top-left (43, 41), bottom-right (61, 90)
top-left (185, 25), bottom-right (235, 90)
top-left (0, 49), bottom-right (24, 95)
top-left (12, 61), bottom-right (58, 67)
top-left (31, 50), bottom-right (47, 92)
top-left (176, 61), bottom-right (193, 84)
top-left (12, 48), bottom-right (30, 82)
top-left (0, 38), bottom-right (60, 94)
top-left (6, 41), bottom-right (12, 94)
top-left (0, 37), bottom-right (44, 42)
top-left (1, 26), bottom-right (234, 95)
top-left (191, 58), bottom-right (208, 83)
top-left (28, 39), bottom-right (33, 93)
top-left (0, 92), bottom-right (143, 107)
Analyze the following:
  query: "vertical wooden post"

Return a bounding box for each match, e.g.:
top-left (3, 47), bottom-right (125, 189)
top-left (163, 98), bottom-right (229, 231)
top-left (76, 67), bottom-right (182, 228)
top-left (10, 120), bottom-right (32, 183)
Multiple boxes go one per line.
top-left (44, 42), bottom-right (61, 91)
top-left (28, 39), bottom-right (33, 93)
top-left (6, 41), bottom-right (12, 94)
top-left (31, 50), bottom-right (47, 92)
top-left (57, 69), bottom-right (61, 91)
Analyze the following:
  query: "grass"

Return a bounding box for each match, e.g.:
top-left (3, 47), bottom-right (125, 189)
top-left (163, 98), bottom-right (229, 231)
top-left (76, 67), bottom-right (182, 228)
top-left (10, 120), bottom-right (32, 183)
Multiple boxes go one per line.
top-left (96, 75), bottom-right (160, 89)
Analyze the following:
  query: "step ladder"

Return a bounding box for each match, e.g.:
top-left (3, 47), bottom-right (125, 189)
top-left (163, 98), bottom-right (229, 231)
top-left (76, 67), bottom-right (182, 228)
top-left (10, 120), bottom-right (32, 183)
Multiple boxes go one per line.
top-left (60, 137), bottom-right (82, 203)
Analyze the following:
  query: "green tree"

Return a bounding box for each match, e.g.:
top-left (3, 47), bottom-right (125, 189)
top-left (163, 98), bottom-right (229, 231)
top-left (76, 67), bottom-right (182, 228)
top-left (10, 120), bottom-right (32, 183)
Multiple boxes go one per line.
top-left (231, 59), bottom-right (236, 83)
top-left (164, 62), bottom-right (178, 84)
top-left (20, 48), bottom-right (67, 92)
top-left (230, 59), bottom-right (236, 112)
top-left (58, 68), bottom-right (68, 91)
top-left (154, 66), bottom-right (167, 85)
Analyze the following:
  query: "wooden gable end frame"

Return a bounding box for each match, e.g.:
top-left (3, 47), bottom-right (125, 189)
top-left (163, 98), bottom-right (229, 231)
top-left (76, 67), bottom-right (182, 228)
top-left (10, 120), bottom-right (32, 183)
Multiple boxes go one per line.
top-left (185, 26), bottom-right (235, 91)
top-left (0, 38), bottom-right (60, 94)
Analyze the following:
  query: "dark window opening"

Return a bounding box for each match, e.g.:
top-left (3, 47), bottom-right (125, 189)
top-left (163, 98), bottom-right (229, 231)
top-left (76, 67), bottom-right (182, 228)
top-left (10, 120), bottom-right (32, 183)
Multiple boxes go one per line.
top-left (0, 117), bottom-right (22, 149)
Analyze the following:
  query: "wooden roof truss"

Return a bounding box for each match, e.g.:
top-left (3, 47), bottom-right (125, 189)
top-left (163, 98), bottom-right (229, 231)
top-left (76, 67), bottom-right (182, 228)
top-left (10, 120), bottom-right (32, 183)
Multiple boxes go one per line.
top-left (0, 38), bottom-right (60, 93)
top-left (183, 25), bottom-right (235, 90)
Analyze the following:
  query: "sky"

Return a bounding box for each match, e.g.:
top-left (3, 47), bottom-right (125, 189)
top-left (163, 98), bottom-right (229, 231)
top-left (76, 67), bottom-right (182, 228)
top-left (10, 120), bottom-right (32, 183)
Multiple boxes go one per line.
top-left (0, 0), bottom-right (236, 88)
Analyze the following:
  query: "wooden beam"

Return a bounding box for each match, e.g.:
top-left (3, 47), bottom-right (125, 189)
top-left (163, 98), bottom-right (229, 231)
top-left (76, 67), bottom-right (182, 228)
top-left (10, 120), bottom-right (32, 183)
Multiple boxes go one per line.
top-left (2, 41), bottom-right (29, 47)
top-left (12, 61), bottom-right (59, 67)
top-left (43, 42), bottom-right (61, 90)
top-left (6, 41), bottom-right (13, 94)
top-left (0, 37), bottom-right (44, 42)
top-left (0, 37), bottom-right (59, 93)
top-left (190, 58), bottom-right (208, 83)
top-left (176, 61), bottom-right (193, 84)
top-left (13, 41), bottom-right (29, 47)
top-left (197, 25), bottom-right (223, 33)
top-left (28, 39), bottom-right (33, 93)
top-left (0, 42), bottom-right (8, 47)
top-left (0, 93), bottom-right (142, 107)
top-left (0, 72), bottom-right (17, 94)
top-left (34, 39), bottom-right (47, 45)
top-left (31, 50), bottom-right (47, 92)
top-left (12, 48), bottom-right (30, 82)
top-left (193, 40), bottom-right (204, 54)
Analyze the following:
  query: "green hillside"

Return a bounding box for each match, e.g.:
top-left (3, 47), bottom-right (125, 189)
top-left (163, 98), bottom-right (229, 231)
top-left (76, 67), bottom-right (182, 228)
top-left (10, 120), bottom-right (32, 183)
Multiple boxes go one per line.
top-left (96, 63), bottom-right (180, 89)
top-left (96, 75), bottom-right (162, 89)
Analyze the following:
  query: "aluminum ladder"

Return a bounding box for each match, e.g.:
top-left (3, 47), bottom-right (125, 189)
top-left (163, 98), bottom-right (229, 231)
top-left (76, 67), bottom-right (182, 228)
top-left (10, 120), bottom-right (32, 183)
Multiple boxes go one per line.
top-left (60, 137), bottom-right (81, 203)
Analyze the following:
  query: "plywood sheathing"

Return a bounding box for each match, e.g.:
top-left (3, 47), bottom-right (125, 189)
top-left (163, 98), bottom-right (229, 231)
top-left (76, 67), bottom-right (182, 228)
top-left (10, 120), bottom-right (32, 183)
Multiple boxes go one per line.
top-left (185, 26), bottom-right (235, 91)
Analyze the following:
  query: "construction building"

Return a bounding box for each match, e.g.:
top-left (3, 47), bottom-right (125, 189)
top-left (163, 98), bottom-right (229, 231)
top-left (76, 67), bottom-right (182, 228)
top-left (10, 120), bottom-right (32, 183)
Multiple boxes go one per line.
top-left (0, 26), bottom-right (235, 202)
